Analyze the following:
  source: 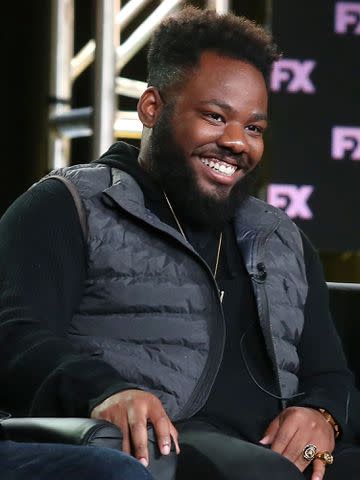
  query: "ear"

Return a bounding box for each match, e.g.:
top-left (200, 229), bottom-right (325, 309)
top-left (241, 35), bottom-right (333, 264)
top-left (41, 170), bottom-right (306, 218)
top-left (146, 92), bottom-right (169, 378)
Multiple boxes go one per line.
top-left (137, 87), bottom-right (164, 128)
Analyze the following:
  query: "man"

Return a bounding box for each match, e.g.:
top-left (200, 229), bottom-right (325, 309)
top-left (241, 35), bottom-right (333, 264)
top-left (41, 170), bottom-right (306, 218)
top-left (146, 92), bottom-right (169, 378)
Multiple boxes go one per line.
top-left (0, 6), bottom-right (359, 480)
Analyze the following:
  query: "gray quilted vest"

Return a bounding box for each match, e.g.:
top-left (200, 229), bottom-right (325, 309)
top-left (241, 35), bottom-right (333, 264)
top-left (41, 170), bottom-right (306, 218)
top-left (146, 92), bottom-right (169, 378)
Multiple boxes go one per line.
top-left (44, 163), bottom-right (308, 419)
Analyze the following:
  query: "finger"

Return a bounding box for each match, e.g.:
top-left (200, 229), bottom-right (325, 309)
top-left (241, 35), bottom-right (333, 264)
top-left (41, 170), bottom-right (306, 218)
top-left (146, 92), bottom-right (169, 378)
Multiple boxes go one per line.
top-left (152, 414), bottom-right (172, 455)
top-left (170, 425), bottom-right (180, 454)
top-left (271, 421), bottom-right (298, 456)
top-left (259, 417), bottom-right (280, 445)
top-left (119, 422), bottom-right (131, 454)
top-left (311, 459), bottom-right (326, 480)
top-left (129, 420), bottom-right (149, 467)
top-left (280, 431), bottom-right (308, 470)
top-left (286, 446), bottom-right (312, 472)
top-left (294, 452), bottom-right (314, 473)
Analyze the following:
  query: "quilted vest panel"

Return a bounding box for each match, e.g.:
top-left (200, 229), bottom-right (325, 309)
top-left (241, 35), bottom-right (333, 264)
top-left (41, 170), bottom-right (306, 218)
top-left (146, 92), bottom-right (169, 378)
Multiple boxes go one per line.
top-left (45, 163), bottom-right (307, 416)
top-left (234, 197), bottom-right (308, 401)
top-left (48, 164), bottom-right (223, 420)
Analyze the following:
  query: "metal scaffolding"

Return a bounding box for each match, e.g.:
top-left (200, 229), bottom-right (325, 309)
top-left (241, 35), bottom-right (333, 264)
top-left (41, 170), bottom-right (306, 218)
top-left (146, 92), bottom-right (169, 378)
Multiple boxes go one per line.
top-left (48, 0), bottom-right (231, 169)
top-left (48, 1), bottom-right (360, 293)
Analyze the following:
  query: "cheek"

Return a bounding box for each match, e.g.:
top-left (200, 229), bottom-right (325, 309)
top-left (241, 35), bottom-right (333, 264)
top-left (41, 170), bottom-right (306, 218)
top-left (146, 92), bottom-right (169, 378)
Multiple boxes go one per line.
top-left (250, 140), bottom-right (264, 166)
top-left (173, 116), bottom-right (219, 151)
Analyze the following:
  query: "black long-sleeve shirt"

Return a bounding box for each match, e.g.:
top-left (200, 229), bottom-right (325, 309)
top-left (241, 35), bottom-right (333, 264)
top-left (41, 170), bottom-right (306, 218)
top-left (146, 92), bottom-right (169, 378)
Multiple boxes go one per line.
top-left (0, 145), bottom-right (356, 442)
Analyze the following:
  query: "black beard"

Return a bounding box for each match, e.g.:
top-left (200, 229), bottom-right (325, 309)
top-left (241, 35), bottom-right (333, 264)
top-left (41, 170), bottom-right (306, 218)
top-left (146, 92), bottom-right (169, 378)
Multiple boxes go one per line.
top-left (148, 105), bottom-right (259, 230)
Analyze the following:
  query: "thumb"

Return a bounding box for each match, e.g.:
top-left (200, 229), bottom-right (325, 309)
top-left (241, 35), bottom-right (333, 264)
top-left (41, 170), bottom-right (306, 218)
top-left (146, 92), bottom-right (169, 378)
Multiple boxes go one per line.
top-left (311, 459), bottom-right (326, 480)
top-left (259, 417), bottom-right (280, 445)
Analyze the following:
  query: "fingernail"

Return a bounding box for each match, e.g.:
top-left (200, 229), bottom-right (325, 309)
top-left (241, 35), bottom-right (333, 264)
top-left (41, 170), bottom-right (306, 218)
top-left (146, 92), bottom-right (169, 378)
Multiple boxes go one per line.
top-left (259, 436), bottom-right (270, 445)
top-left (162, 444), bottom-right (170, 455)
top-left (139, 458), bottom-right (148, 468)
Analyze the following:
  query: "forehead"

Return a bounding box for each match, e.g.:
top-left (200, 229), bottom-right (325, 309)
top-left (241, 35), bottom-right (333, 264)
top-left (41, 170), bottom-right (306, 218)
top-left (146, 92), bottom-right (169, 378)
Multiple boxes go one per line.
top-left (175, 51), bottom-right (268, 112)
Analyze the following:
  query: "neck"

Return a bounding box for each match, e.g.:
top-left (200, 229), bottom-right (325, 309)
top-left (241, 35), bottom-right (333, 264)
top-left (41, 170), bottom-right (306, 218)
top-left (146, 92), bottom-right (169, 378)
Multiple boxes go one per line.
top-left (138, 129), bottom-right (152, 170)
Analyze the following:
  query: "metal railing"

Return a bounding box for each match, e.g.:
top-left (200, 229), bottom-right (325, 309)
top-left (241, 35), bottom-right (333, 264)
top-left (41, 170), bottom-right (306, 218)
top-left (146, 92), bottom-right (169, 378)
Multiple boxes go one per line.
top-left (327, 282), bottom-right (360, 292)
top-left (48, 0), bottom-right (231, 170)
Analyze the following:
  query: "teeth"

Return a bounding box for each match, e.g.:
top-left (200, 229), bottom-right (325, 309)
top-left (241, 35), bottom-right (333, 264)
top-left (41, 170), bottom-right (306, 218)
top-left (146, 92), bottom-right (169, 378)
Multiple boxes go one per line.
top-left (218, 164), bottom-right (228, 174)
top-left (200, 158), bottom-right (237, 176)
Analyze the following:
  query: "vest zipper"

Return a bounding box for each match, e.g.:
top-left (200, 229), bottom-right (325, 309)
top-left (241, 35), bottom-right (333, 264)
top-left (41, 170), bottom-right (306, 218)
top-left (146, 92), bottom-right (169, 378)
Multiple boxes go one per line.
top-left (158, 233), bottom-right (227, 420)
top-left (176, 251), bottom-right (226, 420)
top-left (251, 231), bottom-right (284, 410)
top-left (108, 202), bottom-right (227, 421)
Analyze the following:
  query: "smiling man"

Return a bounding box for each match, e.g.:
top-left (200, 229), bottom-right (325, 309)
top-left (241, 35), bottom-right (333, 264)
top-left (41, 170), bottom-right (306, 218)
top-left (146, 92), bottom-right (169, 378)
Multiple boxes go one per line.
top-left (1, 6), bottom-right (360, 480)
top-left (140, 50), bottom-right (267, 229)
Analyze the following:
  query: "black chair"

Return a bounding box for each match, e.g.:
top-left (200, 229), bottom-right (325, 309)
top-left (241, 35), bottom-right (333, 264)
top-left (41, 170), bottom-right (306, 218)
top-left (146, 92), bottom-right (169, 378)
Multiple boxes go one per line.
top-left (0, 416), bottom-right (176, 480)
top-left (1, 416), bottom-right (122, 449)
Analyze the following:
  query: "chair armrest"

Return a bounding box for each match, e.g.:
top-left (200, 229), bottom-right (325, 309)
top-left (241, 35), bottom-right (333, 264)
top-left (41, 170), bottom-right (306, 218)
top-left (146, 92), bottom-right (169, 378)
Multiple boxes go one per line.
top-left (1, 417), bottom-right (122, 449)
top-left (1, 418), bottom-right (177, 479)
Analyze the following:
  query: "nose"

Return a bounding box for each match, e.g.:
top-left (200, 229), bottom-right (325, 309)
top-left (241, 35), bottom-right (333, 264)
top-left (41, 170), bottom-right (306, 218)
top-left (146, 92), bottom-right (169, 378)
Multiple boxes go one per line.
top-left (217, 123), bottom-right (249, 155)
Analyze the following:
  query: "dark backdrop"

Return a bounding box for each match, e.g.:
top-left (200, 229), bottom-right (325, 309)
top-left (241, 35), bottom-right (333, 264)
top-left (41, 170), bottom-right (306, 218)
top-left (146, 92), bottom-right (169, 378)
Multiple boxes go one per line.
top-left (269, 0), bottom-right (360, 251)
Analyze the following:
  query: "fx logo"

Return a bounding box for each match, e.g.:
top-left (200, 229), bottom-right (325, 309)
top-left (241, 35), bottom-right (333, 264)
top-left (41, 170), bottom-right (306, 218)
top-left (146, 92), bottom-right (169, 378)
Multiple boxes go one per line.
top-left (267, 184), bottom-right (314, 220)
top-left (270, 59), bottom-right (316, 94)
top-left (335, 2), bottom-right (360, 34)
top-left (332, 127), bottom-right (360, 160)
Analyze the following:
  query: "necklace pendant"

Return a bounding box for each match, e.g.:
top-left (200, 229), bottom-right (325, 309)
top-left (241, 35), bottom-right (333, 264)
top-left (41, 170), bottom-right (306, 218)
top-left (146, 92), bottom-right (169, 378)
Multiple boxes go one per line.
top-left (219, 290), bottom-right (225, 303)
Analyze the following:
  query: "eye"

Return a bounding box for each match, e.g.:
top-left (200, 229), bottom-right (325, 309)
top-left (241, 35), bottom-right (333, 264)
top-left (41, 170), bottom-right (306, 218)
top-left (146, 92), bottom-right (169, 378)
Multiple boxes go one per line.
top-left (204, 112), bottom-right (225, 123)
top-left (246, 124), bottom-right (265, 135)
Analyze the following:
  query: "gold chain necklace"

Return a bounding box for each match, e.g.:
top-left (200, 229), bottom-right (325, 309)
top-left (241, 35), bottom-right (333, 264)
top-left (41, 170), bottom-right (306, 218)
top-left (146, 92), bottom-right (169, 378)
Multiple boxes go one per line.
top-left (163, 191), bottom-right (224, 303)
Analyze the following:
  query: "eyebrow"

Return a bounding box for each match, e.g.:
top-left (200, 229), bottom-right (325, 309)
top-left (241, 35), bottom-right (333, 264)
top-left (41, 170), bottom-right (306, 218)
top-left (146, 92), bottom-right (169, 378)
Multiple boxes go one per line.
top-left (250, 112), bottom-right (268, 122)
top-left (199, 99), bottom-right (268, 122)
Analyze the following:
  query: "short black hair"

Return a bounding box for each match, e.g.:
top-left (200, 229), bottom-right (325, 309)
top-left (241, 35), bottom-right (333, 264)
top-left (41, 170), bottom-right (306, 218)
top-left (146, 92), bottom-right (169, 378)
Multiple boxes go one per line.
top-left (147, 6), bottom-right (280, 94)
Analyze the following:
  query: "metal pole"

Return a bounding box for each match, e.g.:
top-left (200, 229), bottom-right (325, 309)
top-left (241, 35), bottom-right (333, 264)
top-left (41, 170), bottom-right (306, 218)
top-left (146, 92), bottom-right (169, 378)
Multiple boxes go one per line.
top-left (49, 0), bottom-right (74, 169)
top-left (71, 39), bottom-right (96, 82)
top-left (116, 0), bottom-right (153, 29)
top-left (264, 0), bottom-right (273, 31)
top-left (93, 0), bottom-right (120, 160)
top-left (207, 0), bottom-right (230, 13)
top-left (71, 0), bottom-right (153, 82)
top-left (115, 77), bottom-right (147, 98)
top-left (327, 282), bottom-right (360, 292)
top-left (116, 0), bottom-right (183, 73)
top-left (50, 107), bottom-right (93, 138)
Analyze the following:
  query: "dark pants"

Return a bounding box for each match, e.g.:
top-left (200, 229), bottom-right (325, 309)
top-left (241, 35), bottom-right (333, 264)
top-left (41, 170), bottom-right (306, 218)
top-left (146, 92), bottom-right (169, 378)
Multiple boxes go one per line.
top-left (176, 421), bottom-right (360, 480)
top-left (0, 441), bottom-right (153, 480)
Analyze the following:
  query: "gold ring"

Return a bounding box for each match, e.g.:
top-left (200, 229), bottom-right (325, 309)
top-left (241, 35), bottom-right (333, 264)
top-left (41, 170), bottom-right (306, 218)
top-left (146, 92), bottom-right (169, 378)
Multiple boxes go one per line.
top-left (315, 451), bottom-right (334, 465)
top-left (302, 443), bottom-right (317, 461)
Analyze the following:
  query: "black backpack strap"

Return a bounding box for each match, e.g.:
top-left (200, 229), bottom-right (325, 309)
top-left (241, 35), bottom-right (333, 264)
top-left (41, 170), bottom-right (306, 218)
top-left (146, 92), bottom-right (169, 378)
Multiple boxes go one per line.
top-left (36, 175), bottom-right (88, 241)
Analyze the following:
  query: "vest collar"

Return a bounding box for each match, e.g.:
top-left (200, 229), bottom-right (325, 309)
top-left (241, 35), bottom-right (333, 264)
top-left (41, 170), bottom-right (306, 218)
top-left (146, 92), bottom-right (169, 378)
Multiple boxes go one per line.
top-left (103, 168), bottom-right (282, 275)
top-left (103, 169), bottom-right (195, 252)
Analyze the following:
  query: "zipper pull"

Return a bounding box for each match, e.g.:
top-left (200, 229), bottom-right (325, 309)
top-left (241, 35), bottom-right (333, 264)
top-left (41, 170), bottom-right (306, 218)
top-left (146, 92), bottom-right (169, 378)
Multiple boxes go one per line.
top-left (219, 290), bottom-right (225, 303)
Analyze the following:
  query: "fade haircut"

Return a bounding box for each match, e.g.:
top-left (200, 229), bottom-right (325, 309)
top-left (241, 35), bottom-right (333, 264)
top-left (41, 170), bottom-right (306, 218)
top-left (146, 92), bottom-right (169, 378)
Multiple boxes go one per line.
top-left (147, 6), bottom-right (280, 95)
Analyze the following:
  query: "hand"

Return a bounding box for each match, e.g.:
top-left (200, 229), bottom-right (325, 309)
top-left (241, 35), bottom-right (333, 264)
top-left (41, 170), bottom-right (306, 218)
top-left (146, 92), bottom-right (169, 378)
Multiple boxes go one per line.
top-left (91, 389), bottom-right (180, 467)
top-left (260, 406), bottom-right (335, 480)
